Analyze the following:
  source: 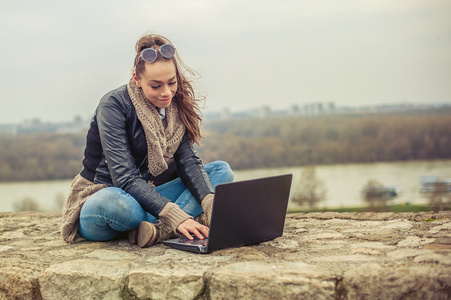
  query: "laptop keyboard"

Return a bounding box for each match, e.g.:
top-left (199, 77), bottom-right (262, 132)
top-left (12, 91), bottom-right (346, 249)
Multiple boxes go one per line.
top-left (178, 234), bottom-right (208, 246)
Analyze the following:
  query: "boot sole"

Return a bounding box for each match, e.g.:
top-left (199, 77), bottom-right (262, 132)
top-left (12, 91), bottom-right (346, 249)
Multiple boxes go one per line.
top-left (137, 221), bottom-right (157, 248)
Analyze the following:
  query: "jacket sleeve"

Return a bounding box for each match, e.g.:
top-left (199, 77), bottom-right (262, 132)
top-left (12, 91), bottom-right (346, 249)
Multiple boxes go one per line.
top-left (96, 98), bottom-right (170, 216)
top-left (174, 134), bottom-right (215, 203)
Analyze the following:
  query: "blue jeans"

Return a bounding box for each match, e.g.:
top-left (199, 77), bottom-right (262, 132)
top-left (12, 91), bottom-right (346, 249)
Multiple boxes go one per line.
top-left (78, 161), bottom-right (234, 241)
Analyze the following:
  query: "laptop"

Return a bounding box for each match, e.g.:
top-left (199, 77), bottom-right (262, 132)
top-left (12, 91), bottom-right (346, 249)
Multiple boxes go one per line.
top-left (163, 174), bottom-right (292, 254)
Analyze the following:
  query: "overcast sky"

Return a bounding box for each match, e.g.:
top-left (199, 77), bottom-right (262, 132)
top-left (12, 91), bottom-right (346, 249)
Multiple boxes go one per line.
top-left (0, 0), bottom-right (450, 124)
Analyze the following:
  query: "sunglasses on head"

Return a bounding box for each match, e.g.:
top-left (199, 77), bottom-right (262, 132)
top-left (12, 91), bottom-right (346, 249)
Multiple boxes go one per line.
top-left (140, 44), bottom-right (176, 63)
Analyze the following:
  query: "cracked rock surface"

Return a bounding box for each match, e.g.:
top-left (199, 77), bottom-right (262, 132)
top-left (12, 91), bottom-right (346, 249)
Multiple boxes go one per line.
top-left (1, 211), bottom-right (450, 299)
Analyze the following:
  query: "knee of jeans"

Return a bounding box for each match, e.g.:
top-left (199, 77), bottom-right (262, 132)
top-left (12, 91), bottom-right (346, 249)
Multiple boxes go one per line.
top-left (83, 188), bottom-right (113, 212)
top-left (212, 160), bottom-right (234, 182)
top-left (84, 187), bottom-right (145, 220)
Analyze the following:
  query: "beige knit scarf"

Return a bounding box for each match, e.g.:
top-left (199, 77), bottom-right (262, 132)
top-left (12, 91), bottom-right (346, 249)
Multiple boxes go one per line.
top-left (127, 77), bottom-right (185, 177)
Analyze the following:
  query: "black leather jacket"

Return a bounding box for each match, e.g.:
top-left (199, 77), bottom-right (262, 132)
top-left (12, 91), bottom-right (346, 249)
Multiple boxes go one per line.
top-left (80, 84), bottom-right (214, 217)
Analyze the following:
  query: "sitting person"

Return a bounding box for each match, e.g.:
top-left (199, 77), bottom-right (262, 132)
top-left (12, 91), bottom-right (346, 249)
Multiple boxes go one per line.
top-left (61, 33), bottom-right (234, 247)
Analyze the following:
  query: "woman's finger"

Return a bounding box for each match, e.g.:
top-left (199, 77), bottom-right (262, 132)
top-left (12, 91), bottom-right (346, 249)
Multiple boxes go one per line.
top-left (178, 227), bottom-right (192, 240)
top-left (197, 225), bottom-right (209, 237)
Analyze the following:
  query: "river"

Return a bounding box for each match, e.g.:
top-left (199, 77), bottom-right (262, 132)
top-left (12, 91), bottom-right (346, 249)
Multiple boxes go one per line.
top-left (0, 160), bottom-right (449, 213)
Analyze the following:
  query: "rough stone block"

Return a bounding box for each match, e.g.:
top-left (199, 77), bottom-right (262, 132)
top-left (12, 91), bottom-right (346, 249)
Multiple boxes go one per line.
top-left (351, 212), bottom-right (375, 220)
top-left (127, 267), bottom-right (206, 300)
top-left (304, 212), bottom-right (324, 219)
top-left (413, 211), bottom-right (436, 222)
top-left (391, 212), bottom-right (414, 220)
top-left (371, 212), bottom-right (395, 220)
top-left (287, 212), bottom-right (307, 219)
top-left (316, 212), bottom-right (339, 220)
top-left (342, 263), bottom-right (451, 300)
top-left (0, 265), bottom-right (41, 300)
top-left (208, 262), bottom-right (337, 300)
top-left (39, 259), bottom-right (131, 300)
top-left (336, 212), bottom-right (357, 219)
top-left (422, 243), bottom-right (451, 251)
top-left (437, 211), bottom-right (451, 219)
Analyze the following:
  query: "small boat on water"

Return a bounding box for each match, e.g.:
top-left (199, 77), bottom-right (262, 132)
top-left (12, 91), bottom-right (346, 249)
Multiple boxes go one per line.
top-left (362, 185), bottom-right (401, 198)
top-left (420, 176), bottom-right (451, 193)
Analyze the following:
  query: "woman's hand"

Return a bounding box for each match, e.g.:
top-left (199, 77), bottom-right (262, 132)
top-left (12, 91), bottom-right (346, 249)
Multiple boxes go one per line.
top-left (177, 219), bottom-right (209, 240)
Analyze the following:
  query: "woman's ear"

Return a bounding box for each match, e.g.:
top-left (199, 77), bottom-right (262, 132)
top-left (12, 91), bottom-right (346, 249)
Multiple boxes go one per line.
top-left (133, 72), bottom-right (141, 87)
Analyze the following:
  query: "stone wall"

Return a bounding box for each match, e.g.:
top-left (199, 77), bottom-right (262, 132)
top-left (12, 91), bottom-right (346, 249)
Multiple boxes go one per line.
top-left (1, 211), bottom-right (450, 299)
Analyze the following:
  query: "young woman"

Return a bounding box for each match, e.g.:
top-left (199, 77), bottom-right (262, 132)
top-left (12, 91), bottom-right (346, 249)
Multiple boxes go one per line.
top-left (61, 34), bottom-right (234, 247)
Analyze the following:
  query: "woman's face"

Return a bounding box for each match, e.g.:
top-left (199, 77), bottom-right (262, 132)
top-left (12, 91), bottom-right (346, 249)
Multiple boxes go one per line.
top-left (133, 61), bottom-right (177, 109)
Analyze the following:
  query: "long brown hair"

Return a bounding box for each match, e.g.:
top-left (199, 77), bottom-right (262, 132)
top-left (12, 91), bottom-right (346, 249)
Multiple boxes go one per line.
top-left (133, 34), bottom-right (203, 144)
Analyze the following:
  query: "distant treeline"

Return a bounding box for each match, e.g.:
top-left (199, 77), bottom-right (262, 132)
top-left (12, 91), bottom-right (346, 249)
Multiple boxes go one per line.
top-left (0, 133), bottom-right (85, 181)
top-left (0, 112), bottom-right (450, 181)
top-left (196, 112), bottom-right (451, 170)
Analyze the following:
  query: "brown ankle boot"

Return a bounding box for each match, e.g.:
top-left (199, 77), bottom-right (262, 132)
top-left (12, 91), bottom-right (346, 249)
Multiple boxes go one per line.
top-left (137, 221), bottom-right (158, 248)
top-left (137, 221), bottom-right (178, 248)
top-left (155, 220), bottom-right (179, 242)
